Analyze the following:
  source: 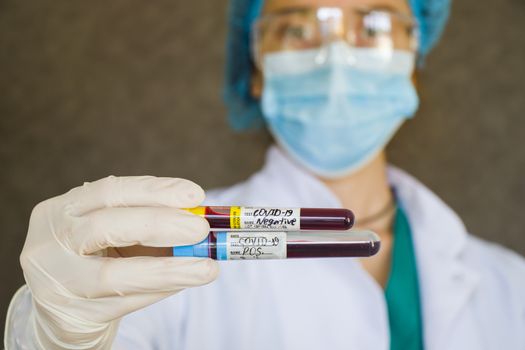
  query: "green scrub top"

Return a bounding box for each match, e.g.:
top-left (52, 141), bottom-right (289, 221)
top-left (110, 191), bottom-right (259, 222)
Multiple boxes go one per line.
top-left (385, 207), bottom-right (424, 350)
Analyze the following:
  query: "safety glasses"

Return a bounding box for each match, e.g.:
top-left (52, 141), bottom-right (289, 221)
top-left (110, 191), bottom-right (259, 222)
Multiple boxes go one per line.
top-left (252, 6), bottom-right (419, 68)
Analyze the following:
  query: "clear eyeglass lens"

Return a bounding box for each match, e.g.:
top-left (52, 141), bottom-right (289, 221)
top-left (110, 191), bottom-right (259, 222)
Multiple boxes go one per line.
top-left (253, 7), bottom-right (417, 67)
top-left (351, 10), bottom-right (415, 51)
top-left (255, 9), bottom-right (321, 55)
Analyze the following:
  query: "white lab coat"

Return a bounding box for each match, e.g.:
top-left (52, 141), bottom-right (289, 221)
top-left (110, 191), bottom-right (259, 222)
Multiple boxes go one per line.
top-left (113, 146), bottom-right (525, 349)
top-left (6, 146), bottom-right (525, 349)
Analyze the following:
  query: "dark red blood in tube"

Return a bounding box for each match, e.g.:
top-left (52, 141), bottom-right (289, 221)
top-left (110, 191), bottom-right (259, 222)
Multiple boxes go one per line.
top-left (203, 206), bottom-right (231, 229)
top-left (286, 241), bottom-right (380, 258)
top-left (299, 208), bottom-right (354, 230)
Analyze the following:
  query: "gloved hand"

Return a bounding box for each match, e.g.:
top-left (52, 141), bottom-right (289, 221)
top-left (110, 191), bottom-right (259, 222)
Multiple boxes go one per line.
top-left (18, 176), bottom-right (218, 349)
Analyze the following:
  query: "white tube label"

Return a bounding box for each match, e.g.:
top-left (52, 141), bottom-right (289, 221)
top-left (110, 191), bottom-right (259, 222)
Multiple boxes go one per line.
top-left (235, 207), bottom-right (300, 230)
top-left (226, 232), bottom-right (287, 260)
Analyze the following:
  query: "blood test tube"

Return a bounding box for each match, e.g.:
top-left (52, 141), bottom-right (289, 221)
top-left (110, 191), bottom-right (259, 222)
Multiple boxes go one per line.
top-left (172, 230), bottom-right (380, 260)
top-left (184, 206), bottom-right (354, 231)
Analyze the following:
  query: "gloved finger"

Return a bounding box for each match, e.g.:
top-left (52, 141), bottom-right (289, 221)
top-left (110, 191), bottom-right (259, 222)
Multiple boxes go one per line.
top-left (68, 207), bottom-right (210, 255)
top-left (72, 291), bottom-right (175, 324)
top-left (64, 256), bottom-right (219, 299)
top-left (62, 176), bottom-right (205, 216)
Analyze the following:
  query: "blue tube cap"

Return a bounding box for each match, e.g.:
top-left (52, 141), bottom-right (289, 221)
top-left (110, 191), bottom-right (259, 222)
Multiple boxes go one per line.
top-left (173, 237), bottom-right (210, 258)
top-left (173, 245), bottom-right (196, 257)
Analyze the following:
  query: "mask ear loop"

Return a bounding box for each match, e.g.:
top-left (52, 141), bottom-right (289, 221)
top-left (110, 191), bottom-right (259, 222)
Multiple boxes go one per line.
top-left (251, 19), bottom-right (264, 70)
top-left (409, 17), bottom-right (421, 66)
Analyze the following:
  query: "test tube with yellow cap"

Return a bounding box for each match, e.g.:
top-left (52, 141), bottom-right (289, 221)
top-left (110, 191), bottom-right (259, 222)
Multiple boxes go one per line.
top-left (184, 206), bottom-right (354, 231)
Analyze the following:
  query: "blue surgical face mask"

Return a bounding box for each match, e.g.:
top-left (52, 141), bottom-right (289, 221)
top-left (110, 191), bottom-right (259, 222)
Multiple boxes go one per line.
top-left (261, 42), bottom-right (419, 178)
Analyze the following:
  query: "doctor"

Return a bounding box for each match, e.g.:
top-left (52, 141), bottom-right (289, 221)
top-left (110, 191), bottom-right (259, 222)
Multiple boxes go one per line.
top-left (5, 0), bottom-right (525, 348)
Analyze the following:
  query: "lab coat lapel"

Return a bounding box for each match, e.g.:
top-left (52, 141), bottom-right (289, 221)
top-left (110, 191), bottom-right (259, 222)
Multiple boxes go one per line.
top-left (260, 148), bottom-right (390, 350)
top-left (388, 167), bottom-right (480, 350)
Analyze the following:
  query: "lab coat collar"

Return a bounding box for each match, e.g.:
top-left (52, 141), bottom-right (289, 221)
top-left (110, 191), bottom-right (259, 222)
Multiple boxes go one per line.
top-left (258, 146), bottom-right (342, 207)
top-left (260, 146), bottom-right (481, 349)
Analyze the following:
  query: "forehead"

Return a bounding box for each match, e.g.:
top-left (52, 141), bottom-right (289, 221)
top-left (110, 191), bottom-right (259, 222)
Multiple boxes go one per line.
top-left (263, 0), bottom-right (411, 15)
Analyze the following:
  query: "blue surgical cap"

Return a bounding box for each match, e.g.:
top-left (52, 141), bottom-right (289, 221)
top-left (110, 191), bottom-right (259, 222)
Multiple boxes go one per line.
top-left (224, 0), bottom-right (451, 130)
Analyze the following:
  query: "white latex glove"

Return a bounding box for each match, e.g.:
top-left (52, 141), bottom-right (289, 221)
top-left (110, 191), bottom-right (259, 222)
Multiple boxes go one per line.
top-left (17, 176), bottom-right (218, 349)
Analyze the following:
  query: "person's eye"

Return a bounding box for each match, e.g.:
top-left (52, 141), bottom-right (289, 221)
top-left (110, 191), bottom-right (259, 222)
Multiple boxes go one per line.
top-left (364, 26), bottom-right (379, 38)
top-left (283, 25), bottom-right (307, 40)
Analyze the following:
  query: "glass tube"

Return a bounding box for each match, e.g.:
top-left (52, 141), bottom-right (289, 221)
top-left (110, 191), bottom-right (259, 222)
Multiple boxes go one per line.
top-left (172, 230), bottom-right (380, 260)
top-left (184, 206), bottom-right (354, 231)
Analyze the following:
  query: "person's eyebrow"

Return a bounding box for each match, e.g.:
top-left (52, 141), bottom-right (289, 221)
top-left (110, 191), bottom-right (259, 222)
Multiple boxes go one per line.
top-left (264, 4), bottom-right (410, 17)
top-left (365, 4), bottom-right (411, 16)
top-left (265, 6), bottom-right (311, 16)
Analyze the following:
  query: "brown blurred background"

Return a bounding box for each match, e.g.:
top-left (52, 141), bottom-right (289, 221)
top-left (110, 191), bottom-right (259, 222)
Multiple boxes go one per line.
top-left (1, 0), bottom-right (524, 341)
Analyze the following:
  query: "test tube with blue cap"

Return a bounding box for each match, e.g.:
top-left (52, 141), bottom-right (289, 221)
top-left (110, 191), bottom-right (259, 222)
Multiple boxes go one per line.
top-left (173, 230), bottom-right (380, 260)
